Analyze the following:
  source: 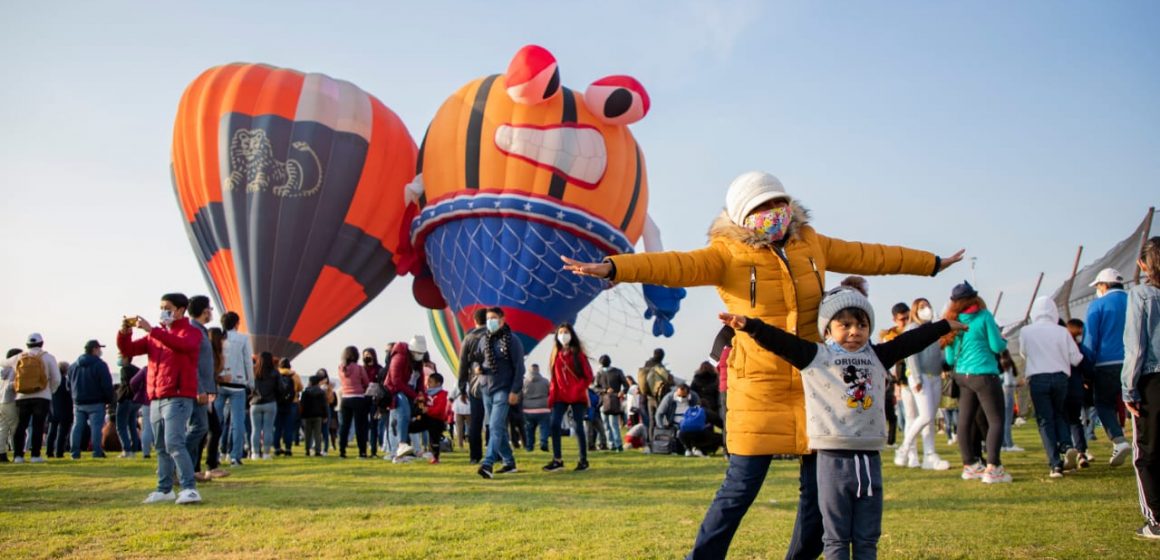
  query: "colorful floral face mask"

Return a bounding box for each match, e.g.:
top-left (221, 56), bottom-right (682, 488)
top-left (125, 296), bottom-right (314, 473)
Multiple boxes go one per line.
top-left (743, 205), bottom-right (792, 242)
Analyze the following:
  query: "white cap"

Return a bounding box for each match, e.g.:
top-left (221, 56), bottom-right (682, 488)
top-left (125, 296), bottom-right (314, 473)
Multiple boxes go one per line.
top-left (26, 333), bottom-right (43, 346)
top-left (1089, 267), bottom-right (1124, 287)
top-left (408, 335), bottom-right (428, 355)
top-left (725, 171), bottom-right (791, 225)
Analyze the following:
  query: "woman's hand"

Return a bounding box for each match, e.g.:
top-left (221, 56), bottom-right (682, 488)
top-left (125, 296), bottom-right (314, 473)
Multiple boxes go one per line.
top-left (561, 256), bottom-right (611, 279)
top-left (1126, 401), bottom-right (1141, 417)
top-left (946, 319), bottom-right (969, 333)
top-left (940, 249), bottom-right (966, 272)
top-left (718, 313), bottom-right (747, 330)
top-left (914, 382), bottom-right (923, 394)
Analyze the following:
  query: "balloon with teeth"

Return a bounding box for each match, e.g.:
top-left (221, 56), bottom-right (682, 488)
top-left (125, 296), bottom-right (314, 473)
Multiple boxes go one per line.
top-left (400, 45), bottom-right (684, 352)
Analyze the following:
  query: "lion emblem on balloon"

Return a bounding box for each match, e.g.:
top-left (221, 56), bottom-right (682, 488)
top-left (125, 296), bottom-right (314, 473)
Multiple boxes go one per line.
top-left (224, 128), bottom-right (323, 198)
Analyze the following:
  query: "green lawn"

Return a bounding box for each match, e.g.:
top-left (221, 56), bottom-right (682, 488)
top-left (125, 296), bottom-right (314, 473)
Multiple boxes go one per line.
top-left (0, 424), bottom-right (1153, 559)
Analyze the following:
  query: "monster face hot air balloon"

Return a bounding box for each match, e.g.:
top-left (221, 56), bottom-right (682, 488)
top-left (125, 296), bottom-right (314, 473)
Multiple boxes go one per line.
top-left (404, 46), bottom-right (684, 351)
top-left (171, 63), bottom-right (416, 359)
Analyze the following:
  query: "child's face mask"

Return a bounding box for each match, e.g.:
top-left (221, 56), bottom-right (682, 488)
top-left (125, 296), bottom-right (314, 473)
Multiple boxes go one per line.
top-left (743, 205), bottom-right (792, 243)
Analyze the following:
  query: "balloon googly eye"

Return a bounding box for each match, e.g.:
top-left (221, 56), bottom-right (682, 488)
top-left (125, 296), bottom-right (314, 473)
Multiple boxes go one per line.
top-left (505, 45), bottom-right (560, 105)
top-left (583, 75), bottom-right (649, 125)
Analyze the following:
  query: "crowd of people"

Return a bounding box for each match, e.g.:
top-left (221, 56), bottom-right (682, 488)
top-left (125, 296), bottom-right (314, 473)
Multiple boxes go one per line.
top-left (2, 170), bottom-right (1157, 556)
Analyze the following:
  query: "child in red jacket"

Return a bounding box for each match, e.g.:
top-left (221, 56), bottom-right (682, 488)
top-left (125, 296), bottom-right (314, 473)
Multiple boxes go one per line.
top-left (410, 372), bottom-right (449, 464)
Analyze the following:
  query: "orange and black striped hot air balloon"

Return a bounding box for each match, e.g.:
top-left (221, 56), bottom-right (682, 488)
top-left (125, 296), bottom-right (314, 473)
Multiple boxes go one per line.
top-left (408, 45), bottom-right (684, 351)
top-left (171, 63), bottom-right (417, 359)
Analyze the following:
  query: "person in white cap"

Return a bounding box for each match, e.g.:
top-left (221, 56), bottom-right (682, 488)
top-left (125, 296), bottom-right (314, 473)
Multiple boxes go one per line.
top-left (385, 335), bottom-right (436, 461)
top-left (1083, 267), bottom-right (1133, 466)
top-left (1, 333), bottom-right (62, 463)
top-left (564, 170), bottom-right (964, 559)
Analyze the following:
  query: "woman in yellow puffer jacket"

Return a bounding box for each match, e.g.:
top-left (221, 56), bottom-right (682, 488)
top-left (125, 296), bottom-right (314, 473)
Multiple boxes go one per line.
top-left (564, 171), bottom-right (962, 559)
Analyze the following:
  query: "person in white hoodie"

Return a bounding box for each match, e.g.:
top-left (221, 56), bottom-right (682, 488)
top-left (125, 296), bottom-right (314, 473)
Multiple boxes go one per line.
top-left (216, 312), bottom-right (253, 466)
top-left (1, 333), bottom-right (62, 463)
top-left (1020, 297), bottom-right (1084, 478)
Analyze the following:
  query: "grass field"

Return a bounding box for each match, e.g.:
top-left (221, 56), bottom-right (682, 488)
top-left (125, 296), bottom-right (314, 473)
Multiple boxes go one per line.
top-left (0, 423), bottom-right (1154, 559)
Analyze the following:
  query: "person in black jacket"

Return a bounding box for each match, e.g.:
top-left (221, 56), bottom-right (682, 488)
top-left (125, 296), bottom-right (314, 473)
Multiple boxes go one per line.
top-left (115, 356), bottom-right (142, 458)
top-left (249, 352), bottom-right (280, 460)
top-left (69, 340), bottom-right (114, 459)
top-left (300, 372), bottom-right (329, 457)
top-left (456, 308), bottom-right (489, 464)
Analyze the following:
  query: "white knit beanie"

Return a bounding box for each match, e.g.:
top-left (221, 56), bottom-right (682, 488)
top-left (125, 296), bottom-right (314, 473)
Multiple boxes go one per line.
top-left (817, 287), bottom-right (876, 336)
top-left (725, 171), bottom-right (792, 225)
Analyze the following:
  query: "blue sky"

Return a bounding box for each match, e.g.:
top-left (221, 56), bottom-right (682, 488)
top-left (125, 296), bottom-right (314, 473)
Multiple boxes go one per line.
top-left (1, 1), bottom-right (1157, 379)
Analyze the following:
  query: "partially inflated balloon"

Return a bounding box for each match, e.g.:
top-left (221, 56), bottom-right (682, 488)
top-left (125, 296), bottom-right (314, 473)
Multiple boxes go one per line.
top-left (407, 46), bottom-right (680, 351)
top-left (171, 63), bottom-right (416, 359)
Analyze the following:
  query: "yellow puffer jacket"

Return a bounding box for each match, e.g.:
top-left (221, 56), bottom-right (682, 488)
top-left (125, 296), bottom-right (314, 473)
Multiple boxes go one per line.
top-left (609, 203), bottom-right (937, 455)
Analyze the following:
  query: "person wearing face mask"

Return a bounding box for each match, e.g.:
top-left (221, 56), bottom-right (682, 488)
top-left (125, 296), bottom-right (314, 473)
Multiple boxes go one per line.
top-left (595, 355), bottom-right (628, 453)
top-left (385, 336), bottom-right (433, 462)
top-left (543, 323), bottom-right (594, 472)
top-left (563, 171), bottom-right (963, 559)
top-left (475, 308), bottom-right (526, 479)
top-left (721, 286), bottom-right (965, 560)
top-left (895, 298), bottom-right (952, 470)
top-left (1083, 267), bottom-right (1134, 467)
top-left (456, 308), bottom-right (490, 464)
top-left (117, 292), bottom-right (204, 505)
top-left (360, 349), bottom-right (385, 458)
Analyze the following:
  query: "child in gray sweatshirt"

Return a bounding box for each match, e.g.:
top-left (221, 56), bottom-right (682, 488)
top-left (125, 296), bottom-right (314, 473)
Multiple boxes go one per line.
top-left (721, 287), bottom-right (963, 560)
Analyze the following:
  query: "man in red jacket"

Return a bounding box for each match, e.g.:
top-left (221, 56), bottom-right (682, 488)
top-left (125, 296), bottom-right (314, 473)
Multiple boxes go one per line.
top-left (117, 293), bottom-right (204, 505)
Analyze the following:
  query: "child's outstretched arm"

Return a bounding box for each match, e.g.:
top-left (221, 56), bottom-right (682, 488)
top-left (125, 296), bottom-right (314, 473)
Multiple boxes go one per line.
top-left (875, 320), bottom-right (965, 367)
top-left (719, 313), bottom-right (818, 370)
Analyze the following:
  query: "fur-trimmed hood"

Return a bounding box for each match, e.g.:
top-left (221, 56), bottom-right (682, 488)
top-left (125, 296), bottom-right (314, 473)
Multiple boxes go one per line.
top-left (708, 199), bottom-right (812, 248)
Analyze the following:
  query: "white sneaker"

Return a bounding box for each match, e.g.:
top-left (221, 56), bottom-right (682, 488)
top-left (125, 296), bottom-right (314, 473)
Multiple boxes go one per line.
top-left (893, 448), bottom-right (908, 467)
top-left (1063, 448), bottom-right (1079, 471)
top-left (1085, 451), bottom-right (1096, 462)
top-left (119, 452), bottom-right (130, 459)
top-left (142, 491), bottom-right (176, 504)
top-left (13, 456), bottom-right (24, 464)
top-left (421, 451), bottom-right (435, 461)
top-left (1006, 445), bottom-right (1025, 453)
top-left (249, 453), bottom-right (260, 461)
top-left (30, 457), bottom-right (45, 464)
top-left (982, 466), bottom-right (1013, 484)
top-left (692, 448), bottom-right (705, 457)
top-left (949, 435), bottom-right (958, 445)
top-left (1014, 417), bottom-right (1027, 427)
top-left (1110, 442), bottom-right (1132, 467)
top-left (961, 462), bottom-right (986, 480)
top-left (396, 443), bottom-right (415, 458)
top-left (175, 489), bottom-right (202, 505)
top-left (922, 454), bottom-right (951, 471)
top-left (907, 449), bottom-right (920, 468)
top-left (684, 450), bottom-right (693, 457)
top-left (320, 451), bottom-right (328, 457)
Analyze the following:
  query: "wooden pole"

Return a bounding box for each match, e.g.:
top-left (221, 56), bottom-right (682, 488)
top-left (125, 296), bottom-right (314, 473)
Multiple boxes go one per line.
top-left (1023, 272), bottom-right (1045, 324)
top-left (1063, 245), bottom-right (1084, 321)
top-left (993, 291), bottom-right (1004, 316)
top-left (1135, 207), bottom-right (1155, 285)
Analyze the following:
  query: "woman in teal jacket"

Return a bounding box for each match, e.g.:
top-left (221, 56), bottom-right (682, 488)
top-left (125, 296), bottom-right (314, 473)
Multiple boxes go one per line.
top-left (941, 281), bottom-right (1011, 483)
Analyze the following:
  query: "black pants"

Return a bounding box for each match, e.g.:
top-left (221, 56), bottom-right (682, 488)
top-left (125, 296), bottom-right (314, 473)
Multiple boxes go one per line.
top-left (340, 397), bottom-right (369, 457)
top-left (46, 413), bottom-right (72, 458)
top-left (468, 394), bottom-right (485, 462)
top-left (719, 391), bottom-right (728, 455)
top-left (679, 429), bottom-right (723, 455)
top-left (15, 399), bottom-right (51, 459)
top-left (885, 384), bottom-right (899, 446)
top-left (1134, 373), bottom-right (1160, 526)
top-left (508, 402), bottom-right (525, 449)
top-left (196, 406), bottom-right (223, 471)
top-left (1064, 370), bottom-right (1089, 453)
top-left (410, 416), bottom-right (446, 460)
top-left (956, 373), bottom-right (1005, 466)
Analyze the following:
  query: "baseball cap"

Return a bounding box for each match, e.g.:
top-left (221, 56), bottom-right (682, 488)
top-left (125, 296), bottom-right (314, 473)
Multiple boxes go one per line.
top-left (84, 339), bottom-right (106, 351)
top-left (26, 333), bottom-right (43, 346)
top-left (1088, 268), bottom-right (1124, 287)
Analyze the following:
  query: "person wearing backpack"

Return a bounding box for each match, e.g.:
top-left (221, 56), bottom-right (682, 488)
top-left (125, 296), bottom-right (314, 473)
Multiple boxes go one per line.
top-left (637, 348), bottom-right (670, 447)
top-left (595, 355), bottom-right (627, 452)
top-left (1, 333), bottom-right (62, 463)
top-left (0, 348), bottom-right (25, 463)
top-left (68, 339), bottom-right (115, 459)
top-left (656, 384), bottom-right (719, 456)
top-left (117, 293), bottom-right (204, 505)
top-left (273, 358), bottom-right (303, 457)
top-left (456, 308), bottom-right (489, 464)
top-left (543, 323), bottom-right (594, 473)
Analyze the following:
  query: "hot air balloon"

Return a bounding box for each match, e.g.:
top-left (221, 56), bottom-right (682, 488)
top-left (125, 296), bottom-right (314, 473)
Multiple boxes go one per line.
top-left (171, 63), bottom-right (417, 359)
top-left (403, 46), bottom-right (683, 351)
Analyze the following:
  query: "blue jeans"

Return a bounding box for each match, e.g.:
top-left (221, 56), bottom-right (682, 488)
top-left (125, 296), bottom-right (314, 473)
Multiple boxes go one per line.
top-left (550, 402), bottom-right (587, 461)
top-left (185, 403), bottom-right (208, 467)
top-left (1092, 364), bottom-right (1125, 441)
top-left (388, 394), bottom-right (413, 456)
top-left (141, 403), bottom-right (153, 456)
top-left (215, 386), bottom-right (247, 461)
top-left (274, 401), bottom-right (298, 452)
top-left (1002, 385), bottom-right (1016, 448)
top-left (688, 453), bottom-right (823, 559)
top-left (151, 398), bottom-right (196, 492)
top-left (817, 451), bottom-right (882, 560)
top-left (1029, 373), bottom-right (1073, 469)
top-left (523, 412), bottom-right (550, 451)
top-left (603, 412), bottom-right (623, 450)
top-left (482, 391), bottom-right (514, 468)
top-left (71, 403), bottom-right (107, 458)
top-left (250, 402), bottom-right (277, 455)
top-left (115, 401), bottom-right (141, 453)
